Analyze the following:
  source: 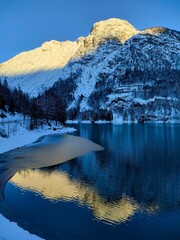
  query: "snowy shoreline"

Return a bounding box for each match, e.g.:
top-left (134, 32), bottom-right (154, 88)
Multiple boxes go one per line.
top-left (0, 110), bottom-right (76, 154)
top-left (66, 119), bottom-right (180, 125)
top-left (1, 118), bottom-right (179, 155)
top-left (0, 124), bottom-right (75, 154)
top-left (0, 124), bottom-right (75, 239)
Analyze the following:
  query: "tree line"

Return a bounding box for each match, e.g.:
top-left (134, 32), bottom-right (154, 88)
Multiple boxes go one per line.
top-left (0, 79), bottom-right (66, 129)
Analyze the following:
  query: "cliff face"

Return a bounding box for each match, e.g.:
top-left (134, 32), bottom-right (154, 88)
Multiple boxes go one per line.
top-left (1, 18), bottom-right (180, 123)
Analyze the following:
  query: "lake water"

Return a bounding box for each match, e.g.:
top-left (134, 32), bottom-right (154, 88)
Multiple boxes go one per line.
top-left (1, 124), bottom-right (180, 240)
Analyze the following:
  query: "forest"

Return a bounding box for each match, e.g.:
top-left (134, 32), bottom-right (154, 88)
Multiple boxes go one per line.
top-left (0, 78), bottom-right (66, 129)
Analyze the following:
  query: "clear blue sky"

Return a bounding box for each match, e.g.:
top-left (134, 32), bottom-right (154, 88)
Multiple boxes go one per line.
top-left (0, 0), bottom-right (180, 63)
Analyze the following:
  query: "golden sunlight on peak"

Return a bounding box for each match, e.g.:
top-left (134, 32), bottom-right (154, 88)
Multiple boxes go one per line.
top-left (0, 18), bottom-right (140, 78)
top-left (90, 18), bottom-right (139, 42)
top-left (0, 40), bottom-right (79, 77)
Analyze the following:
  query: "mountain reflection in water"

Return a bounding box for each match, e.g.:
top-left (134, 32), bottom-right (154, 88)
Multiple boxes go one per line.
top-left (1, 124), bottom-right (180, 240)
top-left (0, 134), bottom-right (103, 201)
top-left (11, 169), bottom-right (138, 224)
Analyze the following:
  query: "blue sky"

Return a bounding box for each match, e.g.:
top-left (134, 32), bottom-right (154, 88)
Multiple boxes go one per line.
top-left (0, 0), bottom-right (180, 62)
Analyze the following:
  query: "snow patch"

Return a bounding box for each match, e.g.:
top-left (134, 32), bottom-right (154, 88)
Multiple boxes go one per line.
top-left (0, 112), bottom-right (75, 154)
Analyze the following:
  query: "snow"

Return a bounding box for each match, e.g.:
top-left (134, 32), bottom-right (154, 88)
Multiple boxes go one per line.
top-left (0, 111), bottom-right (23, 123)
top-left (94, 120), bottom-right (111, 124)
top-left (0, 40), bottom-right (79, 75)
top-left (0, 124), bottom-right (75, 154)
top-left (112, 115), bottom-right (124, 125)
top-left (0, 40), bottom-right (81, 96)
top-left (66, 120), bottom-right (111, 124)
top-left (0, 214), bottom-right (43, 240)
top-left (0, 112), bottom-right (75, 154)
top-left (90, 18), bottom-right (139, 43)
top-left (80, 120), bottom-right (91, 124)
top-left (0, 18), bottom-right (180, 122)
top-left (0, 115), bottom-right (76, 238)
top-left (0, 18), bottom-right (139, 97)
top-left (133, 96), bottom-right (179, 105)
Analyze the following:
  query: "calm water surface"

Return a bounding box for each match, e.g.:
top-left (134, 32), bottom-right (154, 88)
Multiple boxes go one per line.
top-left (1, 124), bottom-right (180, 240)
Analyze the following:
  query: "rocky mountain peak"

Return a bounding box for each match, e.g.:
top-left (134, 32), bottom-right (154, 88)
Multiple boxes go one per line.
top-left (75, 18), bottom-right (139, 57)
top-left (0, 18), bottom-right (139, 76)
top-left (90, 18), bottom-right (139, 42)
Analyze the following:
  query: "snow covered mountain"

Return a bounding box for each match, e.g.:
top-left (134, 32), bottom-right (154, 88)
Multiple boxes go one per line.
top-left (0, 18), bottom-right (180, 123)
top-left (0, 19), bottom-right (138, 96)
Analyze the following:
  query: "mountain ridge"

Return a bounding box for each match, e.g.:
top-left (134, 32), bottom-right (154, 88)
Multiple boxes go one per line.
top-left (0, 18), bottom-right (151, 78)
top-left (0, 18), bottom-right (178, 82)
top-left (0, 18), bottom-right (180, 123)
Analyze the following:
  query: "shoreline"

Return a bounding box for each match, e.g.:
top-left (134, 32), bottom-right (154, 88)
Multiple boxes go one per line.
top-left (0, 122), bottom-right (75, 238)
top-left (0, 125), bottom-right (76, 155)
top-left (1, 120), bottom-right (179, 155)
top-left (66, 120), bottom-right (180, 125)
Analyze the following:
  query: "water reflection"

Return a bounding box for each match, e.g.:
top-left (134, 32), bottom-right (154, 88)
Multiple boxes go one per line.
top-left (0, 134), bottom-right (103, 201)
top-left (63, 124), bottom-right (180, 212)
top-left (1, 124), bottom-right (180, 240)
top-left (11, 169), bottom-right (139, 224)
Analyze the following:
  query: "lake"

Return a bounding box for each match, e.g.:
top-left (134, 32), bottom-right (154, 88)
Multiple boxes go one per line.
top-left (1, 124), bottom-right (180, 240)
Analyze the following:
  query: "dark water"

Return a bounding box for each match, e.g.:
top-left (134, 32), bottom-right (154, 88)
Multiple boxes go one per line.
top-left (1, 124), bottom-right (180, 240)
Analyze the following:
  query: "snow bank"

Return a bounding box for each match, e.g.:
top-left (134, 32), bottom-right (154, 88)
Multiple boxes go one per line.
top-left (0, 111), bottom-right (75, 154)
top-left (0, 214), bottom-right (43, 240)
top-left (0, 111), bottom-right (23, 123)
top-left (0, 125), bottom-right (75, 154)
top-left (66, 120), bottom-right (111, 124)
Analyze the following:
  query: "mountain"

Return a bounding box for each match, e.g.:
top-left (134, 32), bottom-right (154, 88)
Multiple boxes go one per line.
top-left (0, 18), bottom-right (180, 123)
top-left (0, 19), bottom-right (138, 96)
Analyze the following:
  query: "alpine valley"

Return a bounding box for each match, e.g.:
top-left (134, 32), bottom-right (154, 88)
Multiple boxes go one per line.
top-left (0, 18), bottom-right (180, 123)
